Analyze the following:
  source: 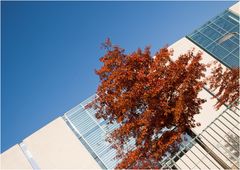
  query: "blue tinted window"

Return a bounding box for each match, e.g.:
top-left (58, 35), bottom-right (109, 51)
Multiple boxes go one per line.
top-left (190, 32), bottom-right (213, 47)
top-left (231, 24), bottom-right (239, 32)
top-left (64, 94), bottom-right (122, 169)
top-left (206, 42), bottom-right (229, 59)
top-left (213, 17), bottom-right (235, 32)
top-left (200, 26), bottom-right (222, 41)
top-left (231, 35), bottom-right (239, 44)
top-left (188, 10), bottom-right (239, 68)
top-left (221, 38), bottom-right (238, 51)
top-left (223, 54), bottom-right (239, 68)
top-left (232, 48), bottom-right (239, 56)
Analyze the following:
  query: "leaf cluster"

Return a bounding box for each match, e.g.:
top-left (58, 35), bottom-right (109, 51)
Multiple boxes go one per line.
top-left (208, 63), bottom-right (239, 109)
top-left (91, 39), bottom-right (208, 169)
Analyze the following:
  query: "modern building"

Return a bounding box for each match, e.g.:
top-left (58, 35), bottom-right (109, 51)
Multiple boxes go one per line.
top-left (1, 2), bottom-right (239, 170)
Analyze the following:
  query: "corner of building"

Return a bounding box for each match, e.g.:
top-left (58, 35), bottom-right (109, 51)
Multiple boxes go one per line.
top-left (229, 2), bottom-right (240, 16)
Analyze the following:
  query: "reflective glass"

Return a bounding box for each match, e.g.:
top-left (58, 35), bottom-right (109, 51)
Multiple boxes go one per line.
top-left (188, 10), bottom-right (239, 68)
top-left (190, 32), bottom-right (213, 47)
top-left (220, 38), bottom-right (238, 52)
top-left (223, 54), bottom-right (239, 68)
top-left (206, 42), bottom-right (229, 59)
top-left (200, 26), bottom-right (222, 41)
top-left (231, 35), bottom-right (239, 44)
top-left (232, 48), bottom-right (239, 56)
top-left (64, 95), bottom-right (123, 169)
top-left (209, 23), bottom-right (227, 34)
top-left (212, 17), bottom-right (235, 32)
top-left (231, 25), bottom-right (239, 32)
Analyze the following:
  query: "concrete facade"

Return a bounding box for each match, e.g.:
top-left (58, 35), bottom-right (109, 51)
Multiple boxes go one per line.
top-left (0, 145), bottom-right (32, 170)
top-left (1, 117), bottom-right (101, 169)
top-left (229, 2), bottom-right (240, 16)
top-left (169, 37), bottom-right (228, 134)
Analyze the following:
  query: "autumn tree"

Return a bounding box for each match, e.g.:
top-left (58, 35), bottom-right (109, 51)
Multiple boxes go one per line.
top-left (91, 39), bottom-right (208, 169)
top-left (208, 63), bottom-right (239, 109)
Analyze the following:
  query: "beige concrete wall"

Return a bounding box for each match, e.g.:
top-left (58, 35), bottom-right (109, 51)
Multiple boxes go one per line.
top-left (169, 37), bottom-right (227, 72)
top-left (169, 37), bottom-right (228, 89)
top-left (169, 37), bottom-right (228, 92)
top-left (169, 37), bottom-right (227, 134)
top-left (229, 2), bottom-right (240, 16)
top-left (0, 144), bottom-right (32, 170)
top-left (192, 89), bottom-right (226, 134)
top-left (175, 143), bottom-right (223, 169)
top-left (23, 117), bottom-right (101, 169)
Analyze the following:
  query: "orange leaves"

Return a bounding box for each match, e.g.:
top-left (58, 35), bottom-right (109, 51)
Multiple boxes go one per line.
top-left (90, 39), bottom-right (240, 168)
top-left (91, 39), bottom-right (208, 169)
top-left (208, 64), bottom-right (239, 109)
top-left (174, 94), bottom-right (184, 122)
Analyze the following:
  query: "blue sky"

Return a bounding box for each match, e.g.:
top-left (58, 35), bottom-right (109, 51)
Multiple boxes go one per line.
top-left (1, 1), bottom-right (236, 152)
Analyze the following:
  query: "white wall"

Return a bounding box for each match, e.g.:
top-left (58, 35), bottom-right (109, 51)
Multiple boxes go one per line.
top-left (169, 37), bottom-right (227, 134)
top-left (229, 2), bottom-right (240, 16)
top-left (175, 143), bottom-right (223, 169)
top-left (22, 117), bottom-right (101, 169)
top-left (169, 37), bottom-right (227, 74)
top-left (1, 144), bottom-right (32, 170)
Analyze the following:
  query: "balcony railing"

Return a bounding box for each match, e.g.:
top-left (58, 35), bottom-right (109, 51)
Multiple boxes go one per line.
top-left (161, 100), bottom-right (239, 169)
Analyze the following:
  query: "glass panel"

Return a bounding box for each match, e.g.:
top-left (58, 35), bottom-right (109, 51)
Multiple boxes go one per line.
top-left (230, 25), bottom-right (239, 32)
top-left (84, 127), bottom-right (107, 154)
top-left (101, 148), bottom-right (119, 169)
top-left (220, 38), bottom-right (238, 52)
top-left (222, 55), bottom-right (239, 68)
top-left (70, 110), bottom-right (97, 135)
top-left (222, 11), bottom-right (239, 25)
top-left (212, 17), bottom-right (235, 32)
top-left (83, 124), bottom-right (99, 137)
top-left (200, 26), bottom-right (222, 41)
top-left (209, 23), bottom-right (227, 34)
top-left (190, 32), bottom-right (212, 47)
top-left (232, 48), bottom-right (239, 57)
top-left (230, 35), bottom-right (239, 45)
top-left (188, 10), bottom-right (239, 68)
top-left (206, 43), bottom-right (229, 59)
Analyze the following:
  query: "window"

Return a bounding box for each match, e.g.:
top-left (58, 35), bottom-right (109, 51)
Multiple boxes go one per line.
top-left (187, 10), bottom-right (239, 68)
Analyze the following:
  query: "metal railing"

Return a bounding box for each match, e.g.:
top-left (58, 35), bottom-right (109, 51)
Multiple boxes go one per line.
top-left (161, 100), bottom-right (239, 169)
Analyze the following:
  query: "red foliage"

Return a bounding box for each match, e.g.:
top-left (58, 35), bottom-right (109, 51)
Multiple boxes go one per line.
top-left (91, 39), bottom-right (208, 169)
top-left (208, 63), bottom-right (239, 109)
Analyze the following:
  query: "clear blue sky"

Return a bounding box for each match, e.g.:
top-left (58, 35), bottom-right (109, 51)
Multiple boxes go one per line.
top-left (1, 1), bottom-right (236, 152)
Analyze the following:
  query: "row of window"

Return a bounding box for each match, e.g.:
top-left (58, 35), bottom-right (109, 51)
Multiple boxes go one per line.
top-left (187, 10), bottom-right (239, 68)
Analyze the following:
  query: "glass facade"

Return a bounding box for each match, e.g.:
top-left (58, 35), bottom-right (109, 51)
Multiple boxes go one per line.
top-left (187, 10), bottom-right (239, 68)
top-left (63, 95), bottom-right (122, 169)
